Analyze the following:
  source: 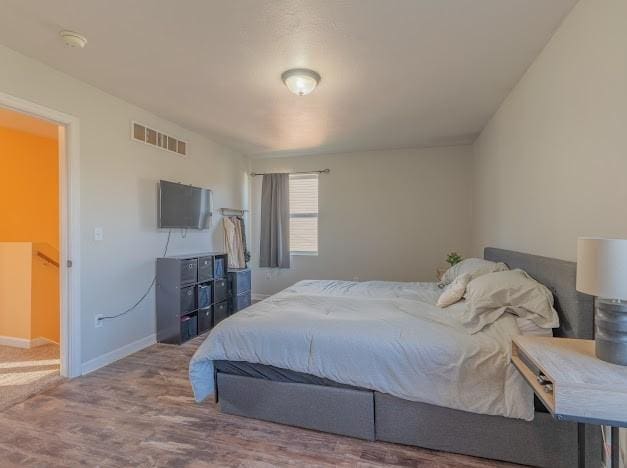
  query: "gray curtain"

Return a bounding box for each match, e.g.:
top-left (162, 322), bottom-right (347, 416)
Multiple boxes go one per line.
top-left (259, 173), bottom-right (290, 268)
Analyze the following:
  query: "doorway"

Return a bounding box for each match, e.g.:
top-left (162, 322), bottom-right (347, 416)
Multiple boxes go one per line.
top-left (0, 92), bottom-right (81, 397)
top-left (0, 106), bottom-right (62, 408)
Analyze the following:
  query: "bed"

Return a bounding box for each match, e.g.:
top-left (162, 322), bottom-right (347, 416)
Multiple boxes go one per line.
top-left (189, 248), bottom-right (602, 468)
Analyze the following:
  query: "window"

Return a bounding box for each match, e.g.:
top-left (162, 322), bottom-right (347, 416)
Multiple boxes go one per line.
top-left (289, 174), bottom-right (318, 254)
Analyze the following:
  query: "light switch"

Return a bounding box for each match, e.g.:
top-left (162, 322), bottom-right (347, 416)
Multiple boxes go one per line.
top-left (94, 227), bottom-right (104, 241)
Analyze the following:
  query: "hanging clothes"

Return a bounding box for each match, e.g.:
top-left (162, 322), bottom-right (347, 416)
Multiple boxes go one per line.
top-left (236, 215), bottom-right (250, 264)
top-left (223, 216), bottom-right (246, 268)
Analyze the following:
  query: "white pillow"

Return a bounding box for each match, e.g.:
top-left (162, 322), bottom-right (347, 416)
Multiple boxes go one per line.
top-left (462, 269), bottom-right (559, 334)
top-left (437, 273), bottom-right (471, 308)
top-left (440, 258), bottom-right (509, 286)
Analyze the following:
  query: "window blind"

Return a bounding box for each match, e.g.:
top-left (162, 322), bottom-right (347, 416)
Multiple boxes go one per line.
top-left (289, 174), bottom-right (318, 254)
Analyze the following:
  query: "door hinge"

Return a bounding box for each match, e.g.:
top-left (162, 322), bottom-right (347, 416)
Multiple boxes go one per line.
top-left (67, 260), bottom-right (73, 268)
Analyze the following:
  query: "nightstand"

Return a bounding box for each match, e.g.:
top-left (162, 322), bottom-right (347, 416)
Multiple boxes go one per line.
top-left (512, 336), bottom-right (627, 468)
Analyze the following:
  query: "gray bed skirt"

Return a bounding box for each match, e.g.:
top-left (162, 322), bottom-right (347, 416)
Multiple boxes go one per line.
top-left (217, 371), bottom-right (601, 468)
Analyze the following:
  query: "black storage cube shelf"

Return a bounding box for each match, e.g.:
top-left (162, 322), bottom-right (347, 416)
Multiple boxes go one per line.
top-left (180, 314), bottom-right (198, 341)
top-left (198, 307), bottom-right (212, 334)
top-left (230, 292), bottom-right (252, 312)
top-left (180, 285), bottom-right (196, 314)
top-left (214, 301), bottom-right (228, 326)
top-left (180, 259), bottom-right (197, 285)
top-left (229, 269), bottom-right (251, 295)
top-left (156, 252), bottom-right (231, 345)
top-left (214, 278), bottom-right (228, 303)
top-left (198, 256), bottom-right (213, 282)
top-left (228, 268), bottom-right (252, 314)
top-left (213, 255), bottom-right (226, 278)
top-left (198, 283), bottom-right (212, 310)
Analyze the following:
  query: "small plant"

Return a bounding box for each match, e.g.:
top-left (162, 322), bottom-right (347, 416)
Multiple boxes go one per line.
top-left (446, 252), bottom-right (463, 266)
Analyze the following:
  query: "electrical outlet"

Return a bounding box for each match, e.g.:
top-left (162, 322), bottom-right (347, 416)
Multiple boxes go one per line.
top-left (95, 314), bottom-right (104, 328)
top-left (353, 276), bottom-right (360, 282)
top-left (94, 227), bottom-right (104, 241)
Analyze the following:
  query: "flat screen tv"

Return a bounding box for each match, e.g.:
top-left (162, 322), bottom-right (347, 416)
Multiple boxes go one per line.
top-left (158, 180), bottom-right (212, 229)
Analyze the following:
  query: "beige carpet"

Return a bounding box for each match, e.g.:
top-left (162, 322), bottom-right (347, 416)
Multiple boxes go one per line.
top-left (0, 342), bottom-right (63, 411)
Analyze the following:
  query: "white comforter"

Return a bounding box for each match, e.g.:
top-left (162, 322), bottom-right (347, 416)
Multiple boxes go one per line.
top-left (189, 280), bottom-right (534, 420)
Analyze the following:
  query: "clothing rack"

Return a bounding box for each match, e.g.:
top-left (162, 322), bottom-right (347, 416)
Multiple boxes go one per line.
top-left (220, 208), bottom-right (248, 217)
top-left (249, 168), bottom-right (330, 177)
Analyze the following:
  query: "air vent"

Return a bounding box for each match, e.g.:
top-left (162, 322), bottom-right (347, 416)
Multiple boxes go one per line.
top-left (132, 121), bottom-right (187, 156)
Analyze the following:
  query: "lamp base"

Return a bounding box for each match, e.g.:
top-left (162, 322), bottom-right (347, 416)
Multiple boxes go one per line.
top-left (595, 299), bottom-right (627, 366)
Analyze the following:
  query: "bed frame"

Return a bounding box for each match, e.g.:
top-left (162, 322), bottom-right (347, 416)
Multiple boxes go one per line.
top-left (214, 248), bottom-right (602, 468)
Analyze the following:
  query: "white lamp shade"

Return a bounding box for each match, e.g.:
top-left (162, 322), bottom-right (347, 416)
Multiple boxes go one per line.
top-left (576, 237), bottom-right (627, 299)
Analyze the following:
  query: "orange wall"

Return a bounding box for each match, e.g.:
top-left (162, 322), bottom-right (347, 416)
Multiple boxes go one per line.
top-left (0, 125), bottom-right (59, 344)
top-left (0, 126), bottom-right (59, 249)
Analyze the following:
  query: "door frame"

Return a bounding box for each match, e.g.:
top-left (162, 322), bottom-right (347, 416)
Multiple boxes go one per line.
top-left (0, 91), bottom-right (81, 378)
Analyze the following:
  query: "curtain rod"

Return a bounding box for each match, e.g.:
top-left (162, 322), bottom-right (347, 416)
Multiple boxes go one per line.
top-left (250, 169), bottom-right (330, 177)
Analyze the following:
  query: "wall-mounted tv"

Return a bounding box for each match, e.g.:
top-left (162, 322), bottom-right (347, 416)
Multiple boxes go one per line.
top-left (158, 180), bottom-right (212, 229)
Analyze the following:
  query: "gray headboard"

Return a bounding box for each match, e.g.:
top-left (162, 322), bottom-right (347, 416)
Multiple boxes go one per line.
top-left (484, 247), bottom-right (594, 339)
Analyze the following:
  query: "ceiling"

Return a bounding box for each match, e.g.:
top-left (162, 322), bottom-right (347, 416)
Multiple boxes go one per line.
top-left (0, 106), bottom-right (58, 139)
top-left (0, 0), bottom-right (577, 158)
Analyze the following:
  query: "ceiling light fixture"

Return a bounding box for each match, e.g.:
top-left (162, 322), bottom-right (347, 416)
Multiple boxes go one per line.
top-left (59, 30), bottom-right (87, 48)
top-left (281, 68), bottom-right (321, 96)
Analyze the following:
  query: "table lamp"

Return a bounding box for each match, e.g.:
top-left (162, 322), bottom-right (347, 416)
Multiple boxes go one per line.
top-left (576, 237), bottom-right (627, 365)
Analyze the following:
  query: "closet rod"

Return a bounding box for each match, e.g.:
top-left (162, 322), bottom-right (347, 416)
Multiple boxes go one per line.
top-left (250, 168), bottom-right (330, 177)
top-left (220, 208), bottom-right (248, 215)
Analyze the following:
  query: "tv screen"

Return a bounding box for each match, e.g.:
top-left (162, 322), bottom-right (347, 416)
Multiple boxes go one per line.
top-left (158, 180), bottom-right (212, 229)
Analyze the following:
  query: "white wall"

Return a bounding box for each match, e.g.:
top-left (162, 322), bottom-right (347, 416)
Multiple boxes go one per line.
top-left (0, 45), bottom-right (247, 363)
top-left (250, 146), bottom-right (472, 296)
top-left (472, 0), bottom-right (627, 261)
top-left (473, 0), bottom-right (627, 459)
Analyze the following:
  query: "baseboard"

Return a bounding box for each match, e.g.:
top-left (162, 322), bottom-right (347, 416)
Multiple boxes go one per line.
top-left (0, 335), bottom-right (31, 349)
top-left (81, 333), bottom-right (156, 376)
top-left (0, 335), bottom-right (58, 349)
top-left (252, 293), bottom-right (271, 301)
top-left (30, 337), bottom-right (58, 347)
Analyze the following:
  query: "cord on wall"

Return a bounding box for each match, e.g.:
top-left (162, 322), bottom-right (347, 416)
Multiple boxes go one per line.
top-left (98, 230), bottom-right (172, 322)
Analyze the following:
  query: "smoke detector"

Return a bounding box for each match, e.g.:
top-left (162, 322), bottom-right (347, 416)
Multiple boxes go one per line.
top-left (59, 30), bottom-right (87, 48)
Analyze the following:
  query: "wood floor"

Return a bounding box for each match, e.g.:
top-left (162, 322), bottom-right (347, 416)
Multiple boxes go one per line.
top-left (0, 335), bottom-right (523, 467)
